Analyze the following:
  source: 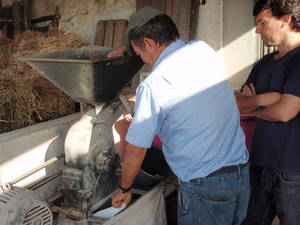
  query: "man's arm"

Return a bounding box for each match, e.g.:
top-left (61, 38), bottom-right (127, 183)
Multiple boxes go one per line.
top-left (107, 46), bottom-right (126, 58)
top-left (253, 94), bottom-right (300, 122)
top-left (236, 92), bottom-right (282, 113)
top-left (236, 83), bottom-right (281, 113)
top-left (235, 95), bottom-right (258, 113)
top-left (112, 143), bottom-right (147, 208)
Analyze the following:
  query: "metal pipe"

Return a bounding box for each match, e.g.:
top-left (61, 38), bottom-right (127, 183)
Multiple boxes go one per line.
top-left (27, 170), bottom-right (63, 190)
top-left (8, 153), bottom-right (65, 185)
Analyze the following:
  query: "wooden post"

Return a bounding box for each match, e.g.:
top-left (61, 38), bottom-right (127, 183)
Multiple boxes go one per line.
top-left (23, 0), bottom-right (31, 29)
top-left (1, 25), bottom-right (8, 40)
top-left (2, 7), bottom-right (13, 39)
top-left (12, 1), bottom-right (22, 36)
top-left (95, 20), bottom-right (106, 45)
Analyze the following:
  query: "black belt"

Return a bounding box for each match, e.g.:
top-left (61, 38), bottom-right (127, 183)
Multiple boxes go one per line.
top-left (208, 163), bottom-right (248, 177)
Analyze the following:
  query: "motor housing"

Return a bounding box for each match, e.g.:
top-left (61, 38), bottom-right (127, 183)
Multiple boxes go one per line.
top-left (0, 186), bottom-right (53, 225)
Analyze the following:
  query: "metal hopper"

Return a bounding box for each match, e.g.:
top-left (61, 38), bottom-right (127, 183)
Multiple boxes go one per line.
top-left (20, 46), bottom-right (144, 104)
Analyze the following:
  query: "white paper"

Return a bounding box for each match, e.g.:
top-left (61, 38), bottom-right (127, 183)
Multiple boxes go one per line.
top-left (93, 203), bottom-right (126, 219)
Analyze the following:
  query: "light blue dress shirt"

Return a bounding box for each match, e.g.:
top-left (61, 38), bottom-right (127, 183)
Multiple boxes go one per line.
top-left (126, 40), bottom-right (248, 182)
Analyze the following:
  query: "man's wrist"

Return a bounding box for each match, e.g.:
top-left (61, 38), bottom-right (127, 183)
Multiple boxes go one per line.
top-left (119, 184), bottom-right (132, 193)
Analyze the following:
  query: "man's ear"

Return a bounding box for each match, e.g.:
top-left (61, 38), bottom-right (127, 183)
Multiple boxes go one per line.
top-left (143, 37), bottom-right (157, 51)
top-left (281, 14), bottom-right (292, 29)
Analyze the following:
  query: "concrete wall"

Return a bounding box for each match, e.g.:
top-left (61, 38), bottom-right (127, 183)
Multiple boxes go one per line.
top-left (223, 0), bottom-right (257, 88)
top-left (196, 0), bottom-right (257, 89)
top-left (0, 113), bottom-right (80, 194)
top-left (197, 0), bottom-right (223, 52)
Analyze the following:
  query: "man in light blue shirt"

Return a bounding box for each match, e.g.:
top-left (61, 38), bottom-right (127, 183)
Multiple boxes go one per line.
top-left (112, 6), bottom-right (250, 225)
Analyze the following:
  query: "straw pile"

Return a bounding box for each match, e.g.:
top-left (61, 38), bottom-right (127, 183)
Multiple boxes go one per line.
top-left (0, 29), bottom-right (86, 133)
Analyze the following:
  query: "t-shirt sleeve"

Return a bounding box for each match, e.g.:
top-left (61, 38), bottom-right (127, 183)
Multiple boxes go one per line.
top-left (283, 63), bottom-right (300, 97)
top-left (242, 61), bottom-right (260, 88)
top-left (125, 85), bottom-right (161, 148)
top-left (243, 55), bottom-right (272, 88)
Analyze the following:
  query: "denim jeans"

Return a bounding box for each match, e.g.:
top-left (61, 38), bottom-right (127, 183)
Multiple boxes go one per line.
top-left (242, 165), bottom-right (300, 225)
top-left (177, 165), bottom-right (250, 225)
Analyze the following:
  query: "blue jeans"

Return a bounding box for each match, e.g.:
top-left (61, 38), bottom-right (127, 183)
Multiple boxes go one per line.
top-left (242, 165), bottom-right (300, 225)
top-left (178, 165), bottom-right (250, 225)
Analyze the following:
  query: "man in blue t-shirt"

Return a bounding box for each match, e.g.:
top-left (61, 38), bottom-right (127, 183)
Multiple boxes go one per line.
top-left (236, 0), bottom-right (300, 224)
top-left (112, 6), bottom-right (249, 225)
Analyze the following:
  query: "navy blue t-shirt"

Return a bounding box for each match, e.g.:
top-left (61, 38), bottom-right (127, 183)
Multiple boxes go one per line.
top-left (245, 46), bottom-right (300, 174)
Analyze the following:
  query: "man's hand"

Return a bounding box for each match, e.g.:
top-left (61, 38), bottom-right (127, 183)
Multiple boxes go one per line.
top-left (240, 83), bottom-right (256, 96)
top-left (236, 83), bottom-right (257, 113)
top-left (111, 144), bottom-right (147, 208)
top-left (107, 46), bottom-right (126, 58)
top-left (112, 190), bottom-right (132, 208)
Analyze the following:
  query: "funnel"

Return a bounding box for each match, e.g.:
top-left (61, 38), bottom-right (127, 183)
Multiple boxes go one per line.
top-left (21, 46), bottom-right (144, 104)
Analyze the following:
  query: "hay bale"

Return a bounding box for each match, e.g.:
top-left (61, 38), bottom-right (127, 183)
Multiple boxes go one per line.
top-left (0, 29), bottom-right (86, 133)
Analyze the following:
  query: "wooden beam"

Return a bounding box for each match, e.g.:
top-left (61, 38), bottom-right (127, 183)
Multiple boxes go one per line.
top-left (189, 0), bottom-right (199, 40)
top-left (165, 0), bottom-right (173, 16)
top-left (171, 0), bottom-right (191, 41)
top-left (136, 0), bottom-right (152, 10)
top-left (22, 0), bottom-right (31, 29)
top-left (151, 0), bottom-right (165, 12)
top-left (1, 25), bottom-right (8, 40)
top-left (95, 20), bottom-right (106, 45)
top-left (103, 20), bottom-right (115, 47)
top-left (112, 20), bottom-right (127, 48)
top-left (12, 1), bottom-right (22, 36)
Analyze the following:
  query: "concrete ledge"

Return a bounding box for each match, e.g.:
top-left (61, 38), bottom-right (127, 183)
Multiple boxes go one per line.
top-left (0, 113), bottom-right (80, 188)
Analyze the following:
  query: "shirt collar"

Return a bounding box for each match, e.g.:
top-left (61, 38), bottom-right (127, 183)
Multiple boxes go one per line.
top-left (152, 40), bottom-right (186, 71)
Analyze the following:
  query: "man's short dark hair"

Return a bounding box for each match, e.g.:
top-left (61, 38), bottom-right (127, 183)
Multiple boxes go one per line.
top-left (253, 0), bottom-right (271, 17)
top-left (128, 14), bottom-right (179, 48)
top-left (253, 0), bottom-right (300, 31)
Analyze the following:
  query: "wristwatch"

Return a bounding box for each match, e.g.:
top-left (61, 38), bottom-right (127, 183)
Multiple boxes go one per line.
top-left (119, 184), bottom-right (132, 193)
